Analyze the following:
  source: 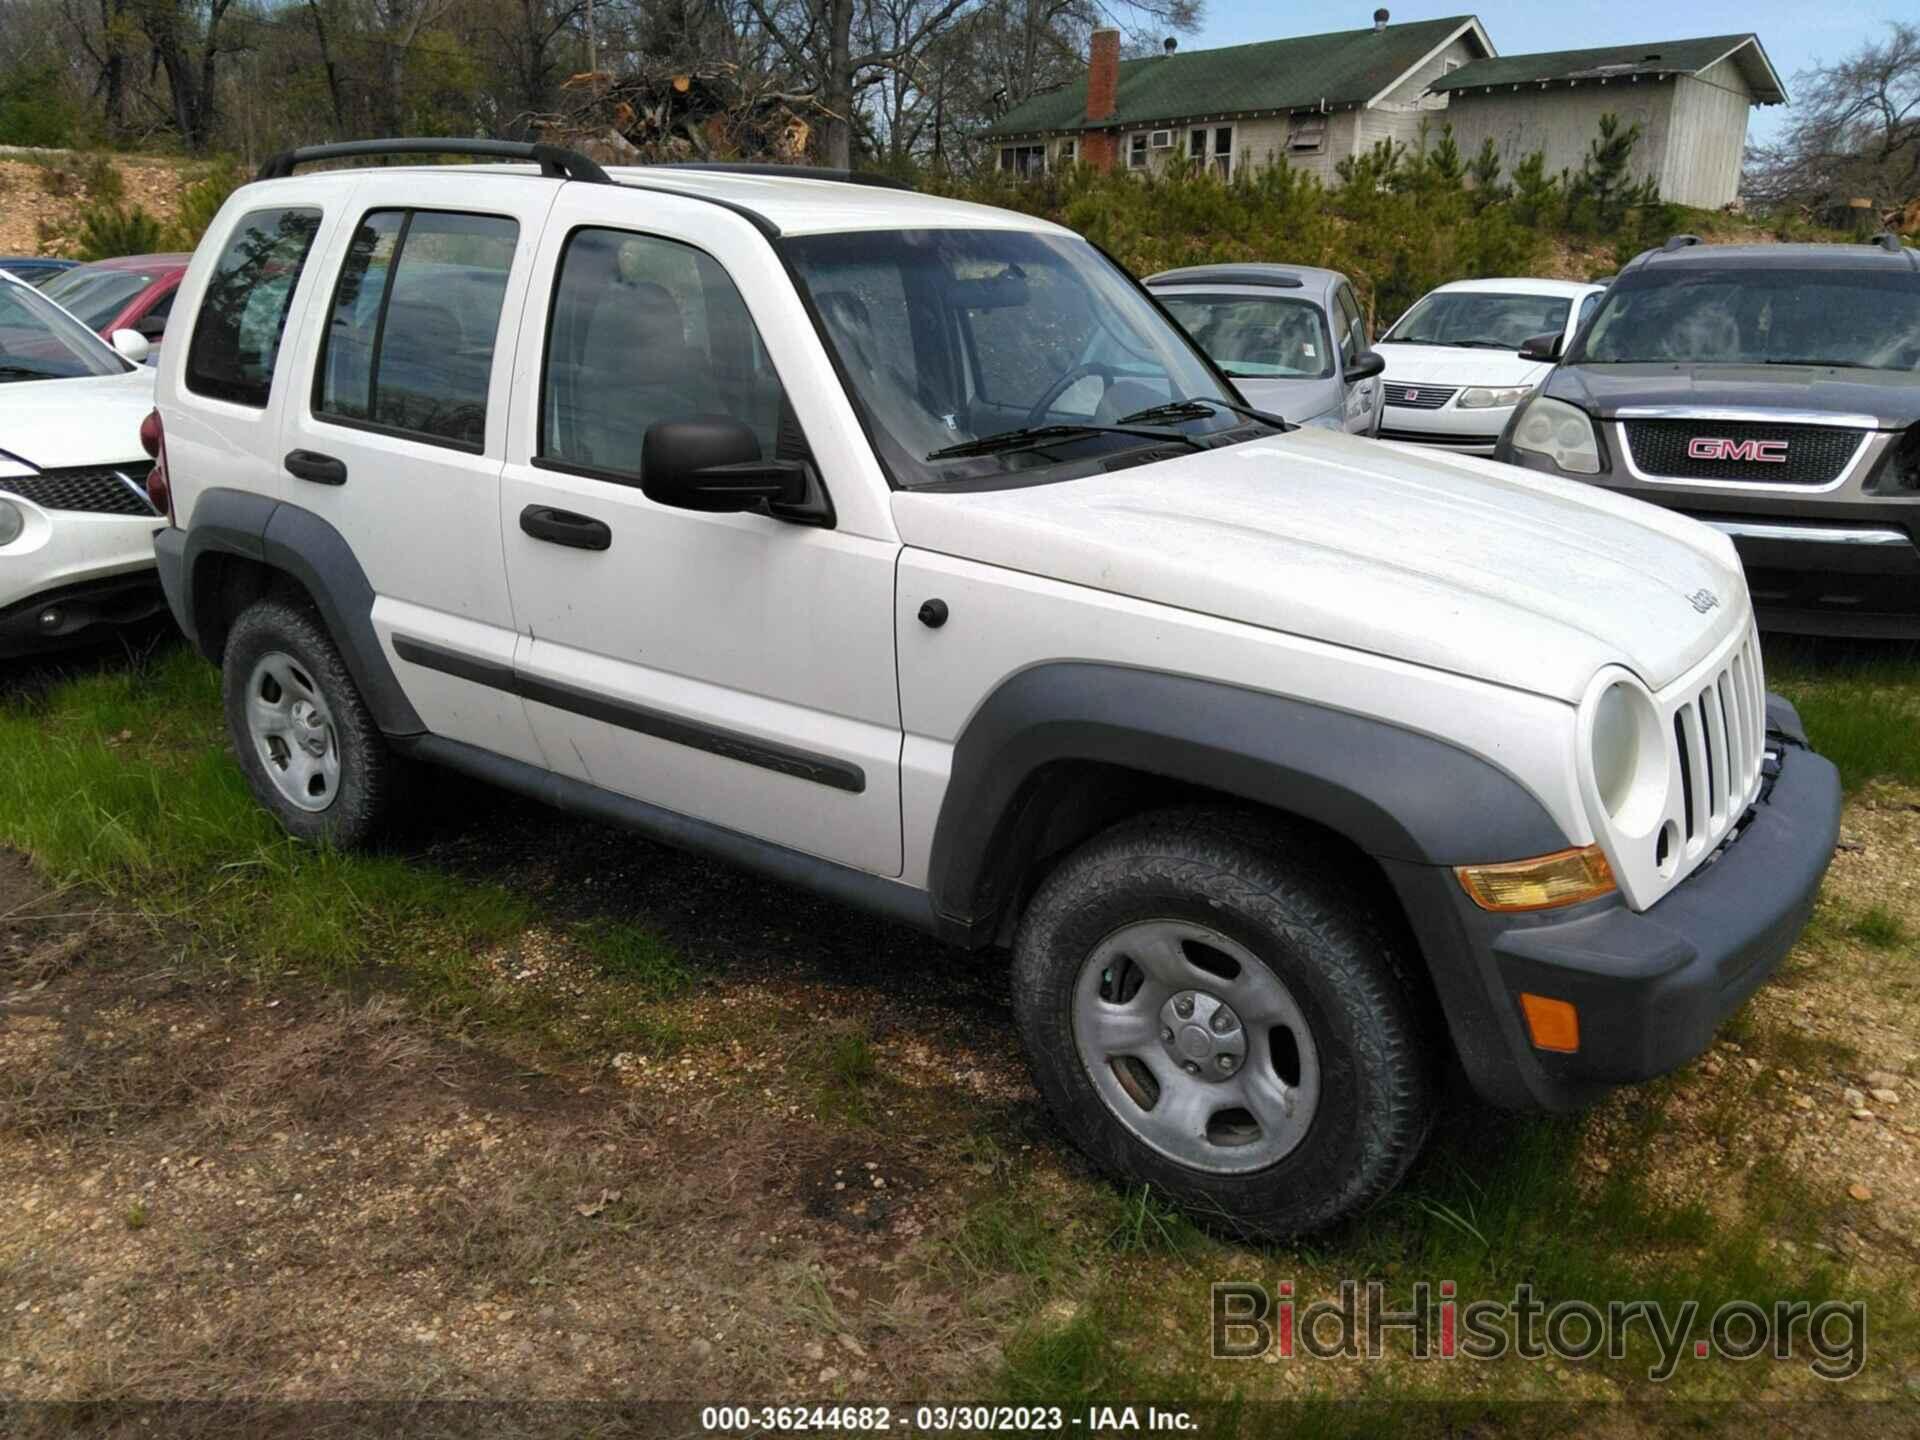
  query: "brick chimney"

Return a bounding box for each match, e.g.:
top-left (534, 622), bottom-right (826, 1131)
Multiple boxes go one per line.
top-left (1082, 28), bottom-right (1123, 172)
top-left (1087, 29), bottom-right (1121, 122)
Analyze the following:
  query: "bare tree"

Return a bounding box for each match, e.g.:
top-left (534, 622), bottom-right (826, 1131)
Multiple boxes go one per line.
top-left (1747, 22), bottom-right (1920, 212)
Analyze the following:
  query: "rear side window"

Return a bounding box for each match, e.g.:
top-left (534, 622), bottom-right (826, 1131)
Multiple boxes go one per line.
top-left (539, 228), bottom-right (787, 479)
top-left (316, 209), bottom-right (519, 451)
top-left (186, 207), bottom-right (322, 407)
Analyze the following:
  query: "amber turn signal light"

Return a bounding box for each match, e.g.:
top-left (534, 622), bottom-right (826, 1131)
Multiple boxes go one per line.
top-left (1455, 845), bottom-right (1616, 913)
top-left (1519, 993), bottom-right (1580, 1053)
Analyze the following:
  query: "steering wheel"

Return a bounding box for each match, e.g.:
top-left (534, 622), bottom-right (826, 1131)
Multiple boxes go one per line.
top-left (1027, 363), bottom-right (1116, 426)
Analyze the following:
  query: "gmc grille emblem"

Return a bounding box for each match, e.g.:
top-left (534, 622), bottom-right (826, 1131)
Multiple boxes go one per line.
top-left (1688, 437), bottom-right (1788, 464)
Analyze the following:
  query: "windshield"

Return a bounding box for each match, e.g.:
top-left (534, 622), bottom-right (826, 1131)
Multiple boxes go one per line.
top-left (1575, 268), bottom-right (1920, 370)
top-left (781, 229), bottom-right (1249, 487)
top-left (41, 267), bottom-right (154, 330)
top-left (0, 281), bottom-right (127, 381)
top-left (1382, 291), bottom-right (1572, 350)
top-left (1158, 293), bottom-right (1334, 379)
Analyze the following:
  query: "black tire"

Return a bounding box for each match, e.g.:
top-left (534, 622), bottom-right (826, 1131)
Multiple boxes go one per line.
top-left (1012, 806), bottom-right (1436, 1239)
top-left (221, 597), bottom-right (394, 848)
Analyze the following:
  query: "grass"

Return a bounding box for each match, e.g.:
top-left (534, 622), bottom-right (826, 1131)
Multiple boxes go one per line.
top-left (0, 646), bottom-right (692, 1061)
top-left (1766, 640), bottom-right (1920, 793)
top-left (1846, 904), bottom-right (1910, 951)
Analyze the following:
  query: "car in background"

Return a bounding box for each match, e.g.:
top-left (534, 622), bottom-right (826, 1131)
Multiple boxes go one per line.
top-left (0, 257), bottom-right (80, 288)
top-left (1144, 264), bottom-right (1385, 432)
top-left (39, 253), bottom-right (191, 358)
top-left (1374, 278), bottom-right (1606, 454)
top-left (1495, 235), bottom-right (1920, 637)
top-left (0, 271), bottom-right (166, 657)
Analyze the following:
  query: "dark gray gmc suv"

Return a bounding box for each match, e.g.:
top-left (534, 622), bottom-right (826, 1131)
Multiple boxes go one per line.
top-left (1495, 235), bottom-right (1920, 636)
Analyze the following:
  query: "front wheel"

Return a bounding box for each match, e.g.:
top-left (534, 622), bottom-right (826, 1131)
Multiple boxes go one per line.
top-left (221, 597), bottom-right (394, 848)
top-left (1012, 807), bottom-right (1436, 1238)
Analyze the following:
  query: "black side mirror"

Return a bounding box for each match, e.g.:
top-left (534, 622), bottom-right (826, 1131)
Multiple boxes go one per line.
top-left (1519, 332), bottom-right (1563, 362)
top-left (135, 312), bottom-right (168, 341)
top-left (641, 416), bottom-right (805, 514)
top-left (1346, 349), bottom-right (1386, 381)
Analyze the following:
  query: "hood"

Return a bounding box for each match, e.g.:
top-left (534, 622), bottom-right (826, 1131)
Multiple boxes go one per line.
top-left (891, 428), bottom-right (1747, 704)
top-left (1226, 374), bottom-right (1343, 425)
top-left (1548, 362), bottom-right (1920, 430)
top-left (1377, 341), bottom-right (1550, 389)
top-left (0, 367), bottom-right (155, 471)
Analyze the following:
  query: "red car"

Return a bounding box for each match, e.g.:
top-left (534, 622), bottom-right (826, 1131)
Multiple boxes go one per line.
top-left (39, 253), bottom-right (190, 357)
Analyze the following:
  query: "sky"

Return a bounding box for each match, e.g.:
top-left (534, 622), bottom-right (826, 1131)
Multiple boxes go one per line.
top-left (1188, 1), bottom-right (1910, 144)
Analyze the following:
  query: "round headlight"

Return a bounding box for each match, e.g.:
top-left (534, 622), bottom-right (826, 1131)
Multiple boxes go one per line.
top-left (1586, 677), bottom-right (1666, 834)
top-left (0, 498), bottom-right (22, 547)
top-left (1591, 682), bottom-right (1640, 817)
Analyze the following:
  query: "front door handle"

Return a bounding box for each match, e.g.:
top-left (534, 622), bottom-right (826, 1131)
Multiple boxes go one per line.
top-left (520, 505), bottom-right (612, 551)
top-left (284, 449), bottom-right (348, 485)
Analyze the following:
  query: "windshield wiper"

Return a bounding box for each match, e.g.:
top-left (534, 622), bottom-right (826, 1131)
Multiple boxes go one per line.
top-left (0, 365), bottom-right (55, 380)
top-left (1760, 358), bottom-right (1877, 369)
top-left (1117, 395), bottom-right (1293, 430)
top-left (926, 421), bottom-right (1206, 461)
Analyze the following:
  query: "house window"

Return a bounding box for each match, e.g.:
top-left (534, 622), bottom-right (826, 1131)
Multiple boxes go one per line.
top-left (1058, 138), bottom-right (1076, 167)
top-left (999, 144), bottom-right (1046, 177)
top-left (1189, 128), bottom-right (1207, 160)
top-left (1129, 134), bottom-right (1148, 169)
top-left (1287, 118), bottom-right (1325, 154)
top-left (1212, 125), bottom-right (1234, 178)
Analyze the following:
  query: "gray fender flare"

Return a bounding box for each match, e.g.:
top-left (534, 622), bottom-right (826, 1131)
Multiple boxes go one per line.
top-left (925, 662), bottom-right (1570, 930)
top-left (173, 487), bottom-right (424, 736)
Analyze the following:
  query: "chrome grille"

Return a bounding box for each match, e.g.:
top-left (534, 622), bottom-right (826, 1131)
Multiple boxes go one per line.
top-left (0, 463), bottom-right (156, 517)
top-left (1622, 419), bottom-right (1863, 486)
top-left (1383, 383), bottom-right (1456, 410)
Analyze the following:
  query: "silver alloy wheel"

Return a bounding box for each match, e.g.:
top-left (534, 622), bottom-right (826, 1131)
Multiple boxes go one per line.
top-left (1072, 919), bottom-right (1321, 1174)
top-left (245, 651), bottom-right (342, 813)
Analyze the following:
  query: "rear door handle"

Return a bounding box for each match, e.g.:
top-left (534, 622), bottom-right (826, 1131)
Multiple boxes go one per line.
top-left (520, 505), bottom-right (612, 551)
top-left (284, 449), bottom-right (347, 485)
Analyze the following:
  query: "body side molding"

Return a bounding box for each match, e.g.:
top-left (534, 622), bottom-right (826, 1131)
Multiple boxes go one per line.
top-left (393, 635), bottom-right (867, 794)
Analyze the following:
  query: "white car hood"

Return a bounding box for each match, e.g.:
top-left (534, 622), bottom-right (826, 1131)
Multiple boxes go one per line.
top-left (891, 428), bottom-right (1747, 703)
top-left (1377, 342), bottom-right (1551, 389)
top-left (0, 367), bottom-right (155, 472)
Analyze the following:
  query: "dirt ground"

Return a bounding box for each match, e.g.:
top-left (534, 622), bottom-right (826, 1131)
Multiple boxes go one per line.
top-left (0, 152), bottom-right (188, 256)
top-left (0, 841), bottom-right (1046, 1408)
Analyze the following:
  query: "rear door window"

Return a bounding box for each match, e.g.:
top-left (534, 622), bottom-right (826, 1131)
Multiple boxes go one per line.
top-left (315, 208), bottom-right (519, 451)
top-left (186, 207), bottom-right (323, 407)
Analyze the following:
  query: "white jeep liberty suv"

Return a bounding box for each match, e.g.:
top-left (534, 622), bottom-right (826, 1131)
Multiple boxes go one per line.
top-left (147, 140), bottom-right (1842, 1236)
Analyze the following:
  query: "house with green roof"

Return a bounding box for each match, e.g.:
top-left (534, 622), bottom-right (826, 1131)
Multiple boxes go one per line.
top-left (1432, 35), bottom-right (1786, 209)
top-left (984, 14), bottom-right (1784, 210)
top-left (985, 13), bottom-right (1494, 187)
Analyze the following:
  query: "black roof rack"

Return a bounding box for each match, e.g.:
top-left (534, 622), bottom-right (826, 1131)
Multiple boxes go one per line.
top-left (256, 138), bottom-right (609, 184)
top-left (1661, 234), bottom-right (1703, 251)
top-left (652, 162), bottom-right (915, 193)
top-left (1868, 231), bottom-right (1906, 254)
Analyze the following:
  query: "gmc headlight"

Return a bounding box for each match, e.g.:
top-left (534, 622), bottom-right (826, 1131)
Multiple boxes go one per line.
top-left (1512, 396), bottom-right (1602, 474)
top-left (1583, 673), bottom-right (1667, 834)
top-left (1457, 385), bottom-right (1531, 410)
top-left (0, 498), bottom-right (22, 547)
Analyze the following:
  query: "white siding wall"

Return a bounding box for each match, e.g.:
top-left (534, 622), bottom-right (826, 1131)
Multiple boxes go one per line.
top-left (1660, 57), bottom-right (1753, 208)
top-left (1356, 35), bottom-right (1483, 156)
top-left (1441, 79), bottom-right (1677, 196)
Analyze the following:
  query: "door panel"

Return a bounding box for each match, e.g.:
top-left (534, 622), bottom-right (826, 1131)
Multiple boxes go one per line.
top-left (276, 174), bottom-right (554, 766)
top-left (499, 194), bottom-right (903, 875)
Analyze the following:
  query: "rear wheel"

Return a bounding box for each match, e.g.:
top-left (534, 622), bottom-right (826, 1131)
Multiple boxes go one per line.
top-left (222, 597), bottom-right (393, 847)
top-left (1012, 807), bottom-right (1436, 1238)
